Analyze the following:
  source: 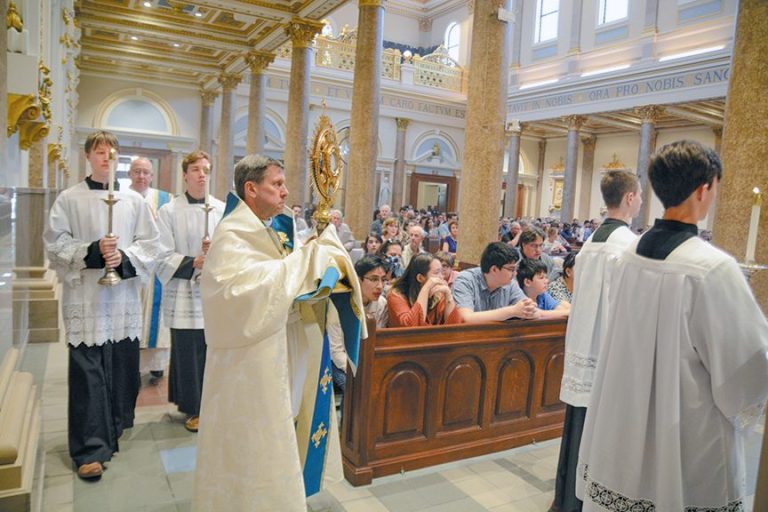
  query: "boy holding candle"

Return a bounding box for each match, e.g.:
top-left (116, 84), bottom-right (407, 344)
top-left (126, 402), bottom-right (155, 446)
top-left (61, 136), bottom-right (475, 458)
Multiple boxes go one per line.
top-left (155, 150), bottom-right (225, 432)
top-left (576, 140), bottom-right (768, 511)
top-left (44, 130), bottom-right (160, 479)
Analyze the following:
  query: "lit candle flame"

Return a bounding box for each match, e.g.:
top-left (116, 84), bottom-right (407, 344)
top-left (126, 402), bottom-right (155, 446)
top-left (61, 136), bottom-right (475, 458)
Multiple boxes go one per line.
top-left (754, 187), bottom-right (763, 206)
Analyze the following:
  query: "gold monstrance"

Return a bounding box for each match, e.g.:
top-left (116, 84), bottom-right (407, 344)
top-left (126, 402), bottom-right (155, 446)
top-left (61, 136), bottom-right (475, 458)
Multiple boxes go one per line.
top-left (309, 100), bottom-right (343, 232)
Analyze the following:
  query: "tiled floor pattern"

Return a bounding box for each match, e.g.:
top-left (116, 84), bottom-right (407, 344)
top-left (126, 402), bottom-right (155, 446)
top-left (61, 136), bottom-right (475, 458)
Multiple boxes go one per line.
top-left (37, 337), bottom-right (763, 512)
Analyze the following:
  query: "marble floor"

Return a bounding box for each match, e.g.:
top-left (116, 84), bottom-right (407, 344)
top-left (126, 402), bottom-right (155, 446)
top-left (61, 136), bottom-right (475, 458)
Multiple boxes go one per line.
top-left (32, 337), bottom-right (763, 512)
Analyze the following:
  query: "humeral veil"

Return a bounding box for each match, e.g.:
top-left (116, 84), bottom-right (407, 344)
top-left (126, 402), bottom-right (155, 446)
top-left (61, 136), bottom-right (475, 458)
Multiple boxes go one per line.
top-left (192, 192), bottom-right (366, 511)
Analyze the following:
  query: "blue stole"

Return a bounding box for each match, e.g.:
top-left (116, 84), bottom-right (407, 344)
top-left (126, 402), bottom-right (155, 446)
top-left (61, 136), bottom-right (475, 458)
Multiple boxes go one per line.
top-left (148, 189), bottom-right (172, 348)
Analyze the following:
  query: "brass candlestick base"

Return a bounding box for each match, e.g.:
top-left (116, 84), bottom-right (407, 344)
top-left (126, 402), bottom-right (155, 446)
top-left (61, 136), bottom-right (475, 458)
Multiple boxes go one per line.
top-left (98, 195), bottom-right (122, 287)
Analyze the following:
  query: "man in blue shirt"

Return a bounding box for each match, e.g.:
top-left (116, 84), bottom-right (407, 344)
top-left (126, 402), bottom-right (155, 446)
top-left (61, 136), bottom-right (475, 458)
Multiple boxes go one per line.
top-left (452, 242), bottom-right (539, 322)
top-left (516, 258), bottom-right (570, 319)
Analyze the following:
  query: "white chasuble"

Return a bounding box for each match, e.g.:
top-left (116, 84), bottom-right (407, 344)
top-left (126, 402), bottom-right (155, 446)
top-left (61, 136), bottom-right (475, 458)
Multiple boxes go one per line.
top-left (577, 237), bottom-right (768, 511)
top-left (193, 196), bottom-right (366, 512)
top-left (560, 225), bottom-right (636, 407)
top-left (44, 181), bottom-right (160, 346)
top-left (155, 194), bottom-right (225, 329)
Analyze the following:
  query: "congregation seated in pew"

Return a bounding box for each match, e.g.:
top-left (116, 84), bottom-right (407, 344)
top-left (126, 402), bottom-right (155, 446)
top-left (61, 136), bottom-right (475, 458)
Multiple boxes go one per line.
top-left (386, 253), bottom-right (463, 327)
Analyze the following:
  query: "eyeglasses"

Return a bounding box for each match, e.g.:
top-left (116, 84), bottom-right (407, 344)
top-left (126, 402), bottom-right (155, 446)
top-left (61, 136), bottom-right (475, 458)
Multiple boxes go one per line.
top-left (501, 264), bottom-right (518, 273)
top-left (363, 276), bottom-right (387, 285)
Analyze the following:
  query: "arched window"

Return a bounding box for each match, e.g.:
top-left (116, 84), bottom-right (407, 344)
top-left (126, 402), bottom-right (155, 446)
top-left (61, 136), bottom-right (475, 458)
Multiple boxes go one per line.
top-left (445, 22), bottom-right (460, 62)
top-left (534, 0), bottom-right (559, 44)
top-left (597, 0), bottom-right (628, 25)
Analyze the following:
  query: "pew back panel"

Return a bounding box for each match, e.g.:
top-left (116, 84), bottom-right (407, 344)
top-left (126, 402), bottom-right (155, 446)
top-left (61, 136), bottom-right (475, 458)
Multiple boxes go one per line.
top-left (342, 319), bottom-right (566, 485)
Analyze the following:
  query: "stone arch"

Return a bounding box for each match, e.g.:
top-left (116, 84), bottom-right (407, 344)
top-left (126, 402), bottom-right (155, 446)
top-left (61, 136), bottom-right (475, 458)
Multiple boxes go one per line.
top-left (94, 88), bottom-right (179, 136)
top-left (410, 129), bottom-right (461, 164)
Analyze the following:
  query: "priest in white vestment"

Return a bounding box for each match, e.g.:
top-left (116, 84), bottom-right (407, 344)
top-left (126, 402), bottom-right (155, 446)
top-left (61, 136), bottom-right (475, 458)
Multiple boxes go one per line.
top-left (193, 155), bottom-right (365, 511)
top-left (44, 131), bottom-right (159, 479)
top-left (128, 157), bottom-right (172, 379)
top-left (155, 151), bottom-right (224, 432)
top-left (551, 169), bottom-right (642, 512)
top-left (577, 141), bottom-right (768, 511)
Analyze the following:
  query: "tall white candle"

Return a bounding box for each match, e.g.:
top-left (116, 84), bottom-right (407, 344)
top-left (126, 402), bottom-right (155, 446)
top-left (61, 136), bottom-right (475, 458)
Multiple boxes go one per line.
top-left (204, 164), bottom-right (210, 205)
top-left (745, 187), bottom-right (762, 263)
top-left (108, 149), bottom-right (116, 195)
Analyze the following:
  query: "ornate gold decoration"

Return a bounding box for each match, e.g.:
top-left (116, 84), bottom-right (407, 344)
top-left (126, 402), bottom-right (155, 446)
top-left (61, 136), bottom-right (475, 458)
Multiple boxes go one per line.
top-left (551, 156), bottom-right (565, 173)
top-left (418, 17), bottom-right (432, 32)
top-left (19, 121), bottom-right (50, 150)
top-left (7, 94), bottom-right (41, 137)
top-left (309, 100), bottom-right (343, 232)
top-left (635, 105), bottom-right (664, 123)
top-left (244, 51), bottom-right (275, 74)
top-left (602, 153), bottom-right (626, 170)
top-left (200, 88), bottom-right (219, 106)
top-left (395, 118), bottom-right (410, 131)
top-left (60, 32), bottom-right (79, 49)
top-left (62, 7), bottom-right (73, 26)
top-left (550, 179), bottom-right (564, 212)
top-left (39, 61), bottom-right (53, 123)
top-left (581, 135), bottom-right (597, 149)
top-left (286, 18), bottom-right (324, 49)
top-left (311, 422), bottom-right (328, 448)
top-left (413, 45), bottom-right (464, 92)
top-left (47, 143), bottom-right (63, 164)
top-left (563, 115), bottom-right (587, 130)
top-left (319, 368), bottom-right (332, 394)
top-left (218, 72), bottom-right (242, 91)
top-left (7, 1), bottom-right (23, 32)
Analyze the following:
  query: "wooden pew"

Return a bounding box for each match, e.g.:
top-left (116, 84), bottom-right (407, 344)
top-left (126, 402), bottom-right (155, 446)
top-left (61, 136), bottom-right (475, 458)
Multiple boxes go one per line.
top-left (341, 318), bottom-right (566, 486)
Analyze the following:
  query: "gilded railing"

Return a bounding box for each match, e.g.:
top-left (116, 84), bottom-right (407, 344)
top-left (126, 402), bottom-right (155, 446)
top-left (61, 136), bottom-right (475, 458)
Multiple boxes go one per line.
top-left (413, 45), bottom-right (465, 93)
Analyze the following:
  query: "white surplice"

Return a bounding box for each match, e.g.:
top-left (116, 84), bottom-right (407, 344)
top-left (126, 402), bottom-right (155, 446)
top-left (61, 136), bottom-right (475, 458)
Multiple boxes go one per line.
top-left (559, 225), bottom-right (636, 407)
top-left (192, 200), bottom-right (366, 512)
top-left (155, 194), bottom-right (225, 329)
top-left (577, 236), bottom-right (768, 511)
top-left (44, 181), bottom-right (160, 346)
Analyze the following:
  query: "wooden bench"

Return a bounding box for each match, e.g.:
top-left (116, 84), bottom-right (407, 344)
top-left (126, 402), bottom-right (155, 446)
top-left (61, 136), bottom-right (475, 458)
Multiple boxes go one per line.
top-left (341, 318), bottom-right (566, 486)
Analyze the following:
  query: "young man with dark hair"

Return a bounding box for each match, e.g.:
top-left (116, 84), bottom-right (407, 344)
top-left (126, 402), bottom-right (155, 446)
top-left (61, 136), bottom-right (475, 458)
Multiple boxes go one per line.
top-left (452, 242), bottom-right (539, 323)
top-left (518, 228), bottom-right (559, 280)
top-left (576, 141), bottom-right (768, 511)
top-left (44, 130), bottom-right (159, 479)
top-left (155, 150), bottom-right (224, 432)
top-left (551, 168), bottom-right (642, 511)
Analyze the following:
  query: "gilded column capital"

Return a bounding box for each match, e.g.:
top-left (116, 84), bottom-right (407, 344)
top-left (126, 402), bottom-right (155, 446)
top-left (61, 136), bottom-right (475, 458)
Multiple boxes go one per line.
top-left (581, 134), bottom-right (597, 149)
top-left (245, 51), bottom-right (275, 74)
top-left (505, 121), bottom-right (524, 137)
top-left (395, 118), bottom-right (411, 131)
top-left (218, 72), bottom-right (242, 91)
top-left (7, 1), bottom-right (23, 32)
top-left (48, 143), bottom-right (63, 164)
top-left (201, 89), bottom-right (219, 106)
top-left (635, 105), bottom-right (664, 123)
top-left (285, 18), bottom-right (324, 49)
top-left (418, 17), bottom-right (432, 32)
top-left (563, 115), bottom-right (587, 130)
top-left (7, 93), bottom-right (41, 137)
top-left (359, 0), bottom-right (387, 7)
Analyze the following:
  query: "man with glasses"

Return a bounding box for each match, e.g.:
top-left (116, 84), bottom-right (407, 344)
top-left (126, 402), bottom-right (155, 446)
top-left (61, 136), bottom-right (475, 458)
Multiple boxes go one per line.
top-left (518, 228), bottom-right (559, 280)
top-left (452, 242), bottom-right (538, 323)
top-left (129, 157), bottom-right (173, 382)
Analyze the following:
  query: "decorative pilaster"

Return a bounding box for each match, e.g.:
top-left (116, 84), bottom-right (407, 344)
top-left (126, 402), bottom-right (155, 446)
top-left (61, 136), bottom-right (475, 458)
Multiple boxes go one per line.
top-left (28, 140), bottom-right (45, 188)
top-left (578, 135), bottom-right (597, 221)
top-left (561, 115), bottom-right (586, 222)
top-left (392, 117), bottom-right (410, 211)
top-left (457, 0), bottom-right (513, 264)
top-left (215, 71), bottom-right (241, 198)
top-left (346, 1), bottom-right (386, 238)
top-left (535, 139), bottom-right (547, 217)
top-left (713, 0), bottom-right (768, 314)
top-left (1, 0), bottom-right (6, 188)
top-left (632, 105), bottom-right (663, 231)
top-left (503, 123), bottom-right (523, 218)
top-left (284, 18), bottom-right (323, 205)
top-left (199, 88), bottom-right (218, 154)
top-left (245, 51), bottom-right (275, 155)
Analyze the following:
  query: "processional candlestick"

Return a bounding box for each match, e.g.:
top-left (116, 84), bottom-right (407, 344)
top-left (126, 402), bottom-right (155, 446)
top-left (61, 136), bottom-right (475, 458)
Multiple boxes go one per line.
top-left (98, 148), bottom-right (122, 286)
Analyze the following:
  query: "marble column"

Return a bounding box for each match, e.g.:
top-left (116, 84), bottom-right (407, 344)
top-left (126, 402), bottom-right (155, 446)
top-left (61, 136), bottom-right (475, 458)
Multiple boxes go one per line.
top-left (346, 1), bottom-right (385, 239)
top-left (713, 0), bottom-right (768, 314)
top-left (28, 140), bottom-right (45, 188)
top-left (534, 139), bottom-right (547, 217)
top-left (707, 126), bottom-right (723, 230)
top-left (457, 0), bottom-right (513, 264)
top-left (245, 51), bottom-right (275, 155)
top-left (199, 89), bottom-right (218, 154)
top-left (578, 135), bottom-right (597, 221)
top-left (561, 115), bottom-right (586, 222)
top-left (215, 72), bottom-right (241, 198)
top-left (284, 19), bottom-right (323, 206)
top-left (392, 118), bottom-right (410, 211)
top-left (632, 105), bottom-right (663, 231)
top-left (503, 125), bottom-right (522, 218)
